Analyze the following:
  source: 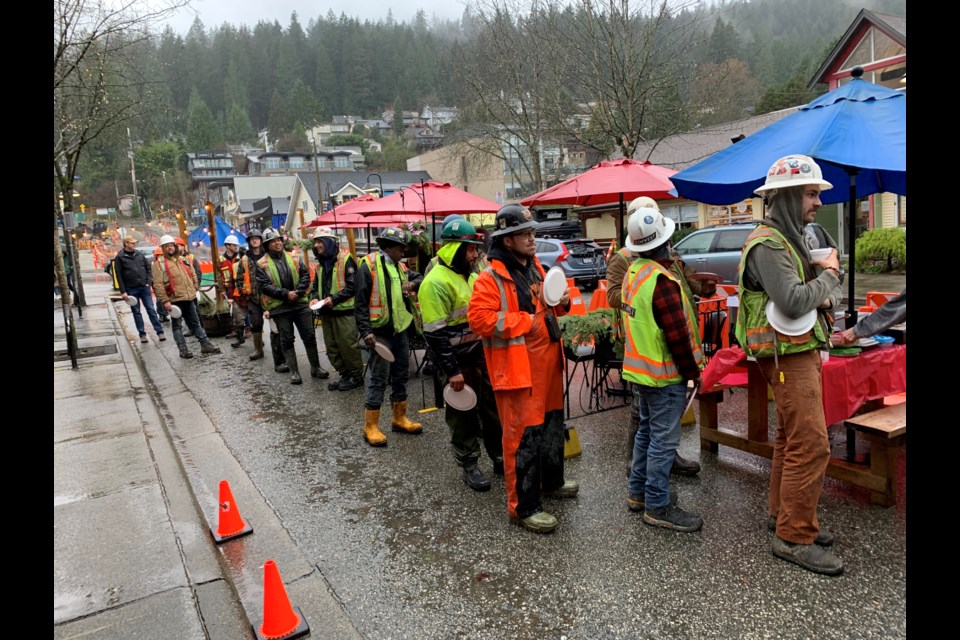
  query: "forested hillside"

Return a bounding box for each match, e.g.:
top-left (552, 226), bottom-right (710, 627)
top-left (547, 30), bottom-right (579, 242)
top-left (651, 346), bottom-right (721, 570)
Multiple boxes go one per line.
top-left (74, 0), bottom-right (905, 209)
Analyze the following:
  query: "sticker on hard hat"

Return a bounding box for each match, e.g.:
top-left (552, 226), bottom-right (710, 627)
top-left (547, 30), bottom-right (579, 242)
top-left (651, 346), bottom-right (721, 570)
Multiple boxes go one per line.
top-left (644, 215), bottom-right (654, 224)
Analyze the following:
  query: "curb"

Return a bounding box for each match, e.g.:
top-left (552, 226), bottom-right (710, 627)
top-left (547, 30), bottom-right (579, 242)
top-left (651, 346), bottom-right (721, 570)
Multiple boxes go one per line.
top-left (110, 298), bottom-right (363, 639)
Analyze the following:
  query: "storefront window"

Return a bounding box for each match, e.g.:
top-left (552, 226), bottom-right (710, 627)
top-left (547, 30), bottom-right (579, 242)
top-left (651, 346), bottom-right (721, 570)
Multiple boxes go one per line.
top-left (706, 200), bottom-right (753, 225)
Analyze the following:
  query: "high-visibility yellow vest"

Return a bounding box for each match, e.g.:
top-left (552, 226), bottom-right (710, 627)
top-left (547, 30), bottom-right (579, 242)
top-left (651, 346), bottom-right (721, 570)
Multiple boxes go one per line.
top-left (257, 252), bottom-right (307, 311)
top-left (735, 226), bottom-right (828, 357)
top-left (621, 259), bottom-right (703, 387)
top-left (316, 250), bottom-right (355, 311)
top-left (363, 252), bottom-right (412, 331)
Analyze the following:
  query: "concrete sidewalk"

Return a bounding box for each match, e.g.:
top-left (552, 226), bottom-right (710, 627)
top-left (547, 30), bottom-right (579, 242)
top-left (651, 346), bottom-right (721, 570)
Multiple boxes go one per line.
top-left (54, 253), bottom-right (254, 639)
top-left (54, 250), bottom-right (362, 639)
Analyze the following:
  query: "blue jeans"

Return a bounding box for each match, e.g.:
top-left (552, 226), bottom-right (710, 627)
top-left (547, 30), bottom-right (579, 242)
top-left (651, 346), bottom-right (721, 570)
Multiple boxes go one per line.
top-left (127, 285), bottom-right (164, 336)
top-left (364, 330), bottom-right (410, 410)
top-left (628, 382), bottom-right (687, 509)
top-left (170, 300), bottom-right (210, 351)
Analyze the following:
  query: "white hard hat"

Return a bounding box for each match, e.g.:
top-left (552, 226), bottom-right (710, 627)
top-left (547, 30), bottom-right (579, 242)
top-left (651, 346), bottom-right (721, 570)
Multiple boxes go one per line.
top-left (312, 226), bottom-right (337, 240)
top-left (627, 196), bottom-right (660, 213)
top-left (223, 235), bottom-right (239, 245)
top-left (754, 154), bottom-right (833, 196)
top-left (159, 234), bottom-right (176, 246)
top-left (624, 207), bottom-right (675, 253)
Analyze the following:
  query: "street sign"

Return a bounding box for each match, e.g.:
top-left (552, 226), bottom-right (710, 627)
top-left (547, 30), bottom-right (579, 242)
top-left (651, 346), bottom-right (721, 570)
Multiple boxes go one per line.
top-left (108, 207), bottom-right (116, 213)
top-left (97, 208), bottom-right (109, 216)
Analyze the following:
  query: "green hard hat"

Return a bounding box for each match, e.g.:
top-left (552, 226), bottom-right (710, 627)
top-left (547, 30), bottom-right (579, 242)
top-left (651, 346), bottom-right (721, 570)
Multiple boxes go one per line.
top-left (441, 219), bottom-right (483, 245)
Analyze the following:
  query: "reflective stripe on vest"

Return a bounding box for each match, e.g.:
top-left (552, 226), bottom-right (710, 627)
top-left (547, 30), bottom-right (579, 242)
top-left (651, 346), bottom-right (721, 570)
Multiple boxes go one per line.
top-left (621, 260), bottom-right (703, 387)
top-left (318, 250), bottom-right (355, 311)
top-left (420, 263), bottom-right (476, 333)
top-left (480, 266), bottom-right (528, 350)
top-left (364, 252), bottom-right (407, 328)
top-left (257, 252), bottom-right (305, 311)
top-left (239, 254), bottom-right (253, 295)
top-left (735, 227), bottom-right (827, 357)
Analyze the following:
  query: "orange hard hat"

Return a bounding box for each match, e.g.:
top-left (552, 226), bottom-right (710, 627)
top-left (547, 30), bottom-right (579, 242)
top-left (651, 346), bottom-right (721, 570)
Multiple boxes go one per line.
top-left (174, 237), bottom-right (187, 246)
top-left (153, 247), bottom-right (163, 256)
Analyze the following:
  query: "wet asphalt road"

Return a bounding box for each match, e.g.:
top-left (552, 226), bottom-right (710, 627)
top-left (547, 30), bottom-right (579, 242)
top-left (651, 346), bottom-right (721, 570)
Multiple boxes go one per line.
top-left (127, 298), bottom-right (908, 640)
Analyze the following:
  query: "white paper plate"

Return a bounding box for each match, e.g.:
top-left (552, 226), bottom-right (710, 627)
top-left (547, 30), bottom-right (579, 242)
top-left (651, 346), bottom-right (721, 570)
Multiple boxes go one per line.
top-left (444, 383), bottom-right (478, 411)
top-left (310, 299), bottom-right (328, 311)
top-left (268, 318), bottom-right (279, 333)
top-left (374, 340), bottom-right (395, 363)
top-left (543, 266), bottom-right (567, 306)
top-left (125, 297), bottom-right (139, 307)
top-left (168, 304), bottom-right (182, 319)
top-left (765, 300), bottom-right (817, 336)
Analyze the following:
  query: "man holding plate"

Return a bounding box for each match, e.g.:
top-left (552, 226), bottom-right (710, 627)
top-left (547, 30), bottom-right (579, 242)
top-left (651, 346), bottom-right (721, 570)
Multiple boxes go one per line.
top-left (420, 219), bottom-right (504, 492)
top-left (469, 204), bottom-right (577, 534)
top-left (309, 226), bottom-right (364, 391)
top-left (354, 227), bottom-right (425, 446)
top-left (737, 154), bottom-right (844, 576)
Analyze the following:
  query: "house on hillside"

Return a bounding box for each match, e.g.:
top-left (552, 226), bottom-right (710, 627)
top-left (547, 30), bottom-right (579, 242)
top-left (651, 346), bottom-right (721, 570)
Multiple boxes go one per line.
top-left (627, 8), bottom-right (905, 254)
top-left (227, 175), bottom-right (296, 232)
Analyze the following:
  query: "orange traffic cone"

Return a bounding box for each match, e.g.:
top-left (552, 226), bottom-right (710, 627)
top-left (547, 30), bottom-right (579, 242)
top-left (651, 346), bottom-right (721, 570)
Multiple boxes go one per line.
top-left (255, 560), bottom-right (310, 640)
top-left (210, 480), bottom-right (253, 543)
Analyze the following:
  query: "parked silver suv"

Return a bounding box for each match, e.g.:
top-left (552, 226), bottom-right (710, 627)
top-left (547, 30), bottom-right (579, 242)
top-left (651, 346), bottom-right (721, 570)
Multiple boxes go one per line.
top-left (671, 222), bottom-right (759, 284)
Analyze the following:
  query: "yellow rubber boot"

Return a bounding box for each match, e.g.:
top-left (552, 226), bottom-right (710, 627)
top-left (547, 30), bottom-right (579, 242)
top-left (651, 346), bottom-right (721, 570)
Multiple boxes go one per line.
top-left (363, 409), bottom-right (387, 447)
top-left (390, 400), bottom-right (422, 434)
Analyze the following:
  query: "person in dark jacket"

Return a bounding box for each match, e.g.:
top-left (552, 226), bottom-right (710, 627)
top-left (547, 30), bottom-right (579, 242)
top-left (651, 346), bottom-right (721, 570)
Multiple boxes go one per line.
top-left (419, 219), bottom-right (503, 491)
top-left (308, 227), bottom-right (364, 391)
top-left (115, 236), bottom-right (166, 343)
top-left (255, 229), bottom-right (328, 385)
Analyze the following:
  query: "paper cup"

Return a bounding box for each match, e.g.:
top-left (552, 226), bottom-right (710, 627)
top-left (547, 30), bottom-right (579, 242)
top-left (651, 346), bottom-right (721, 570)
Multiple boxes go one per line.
top-left (809, 248), bottom-right (832, 261)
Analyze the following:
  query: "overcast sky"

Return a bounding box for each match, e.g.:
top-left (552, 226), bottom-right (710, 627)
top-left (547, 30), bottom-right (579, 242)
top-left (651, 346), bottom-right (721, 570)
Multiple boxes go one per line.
top-left (161, 0), bottom-right (473, 33)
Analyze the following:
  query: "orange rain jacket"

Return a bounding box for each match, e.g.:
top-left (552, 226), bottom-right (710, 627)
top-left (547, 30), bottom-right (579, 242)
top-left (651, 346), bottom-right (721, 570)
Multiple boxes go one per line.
top-left (468, 256), bottom-right (568, 427)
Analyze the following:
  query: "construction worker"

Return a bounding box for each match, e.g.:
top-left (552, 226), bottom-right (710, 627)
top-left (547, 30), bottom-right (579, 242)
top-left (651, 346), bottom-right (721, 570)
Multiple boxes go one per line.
top-left (152, 235), bottom-right (222, 359)
top-left (621, 207), bottom-right (704, 533)
top-left (420, 219), bottom-right (504, 491)
top-left (606, 196), bottom-right (713, 478)
top-left (308, 226), bottom-right (364, 391)
top-left (175, 238), bottom-right (204, 337)
top-left (235, 228), bottom-right (270, 362)
top-left (153, 246), bottom-right (169, 323)
top-left (220, 235), bottom-right (247, 348)
top-left (255, 228), bottom-right (329, 385)
top-left (468, 204), bottom-right (577, 534)
top-left (354, 227), bottom-right (423, 446)
top-left (738, 154), bottom-right (843, 575)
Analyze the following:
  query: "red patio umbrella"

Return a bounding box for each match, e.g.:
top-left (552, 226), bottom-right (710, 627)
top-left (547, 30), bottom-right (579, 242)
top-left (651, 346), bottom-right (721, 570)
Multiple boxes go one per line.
top-left (347, 181), bottom-right (501, 218)
top-left (521, 159), bottom-right (679, 207)
top-left (302, 193), bottom-right (381, 228)
top-left (520, 159), bottom-right (679, 243)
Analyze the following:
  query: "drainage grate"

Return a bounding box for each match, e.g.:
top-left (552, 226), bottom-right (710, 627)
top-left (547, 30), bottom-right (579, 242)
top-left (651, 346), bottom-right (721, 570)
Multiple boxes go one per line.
top-left (53, 343), bottom-right (118, 362)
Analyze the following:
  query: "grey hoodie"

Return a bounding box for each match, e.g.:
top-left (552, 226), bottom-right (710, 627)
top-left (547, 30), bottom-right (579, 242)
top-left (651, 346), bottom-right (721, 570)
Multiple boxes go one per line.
top-left (741, 186), bottom-right (842, 331)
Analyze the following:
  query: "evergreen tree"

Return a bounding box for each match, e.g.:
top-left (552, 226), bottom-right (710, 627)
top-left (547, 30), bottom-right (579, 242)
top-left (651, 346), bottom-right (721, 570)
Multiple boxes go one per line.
top-left (287, 79), bottom-right (322, 129)
top-left (392, 97), bottom-right (404, 138)
top-left (186, 87), bottom-right (223, 150)
top-left (225, 103), bottom-right (257, 144)
top-left (266, 90), bottom-right (291, 138)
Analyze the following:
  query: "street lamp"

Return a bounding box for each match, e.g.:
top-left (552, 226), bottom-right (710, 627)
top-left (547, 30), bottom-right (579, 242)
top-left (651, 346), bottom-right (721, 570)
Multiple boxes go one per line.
top-left (366, 173), bottom-right (384, 198)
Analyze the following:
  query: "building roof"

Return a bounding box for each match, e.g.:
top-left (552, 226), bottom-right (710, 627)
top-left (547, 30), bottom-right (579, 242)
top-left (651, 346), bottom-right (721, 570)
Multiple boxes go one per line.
top-left (234, 176), bottom-right (296, 202)
top-left (810, 9), bottom-right (906, 87)
top-left (295, 170), bottom-right (434, 204)
top-left (630, 107), bottom-right (799, 171)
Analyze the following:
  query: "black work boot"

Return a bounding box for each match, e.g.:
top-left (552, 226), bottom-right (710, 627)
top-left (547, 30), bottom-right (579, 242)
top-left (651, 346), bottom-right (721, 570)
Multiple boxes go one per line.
top-left (306, 345), bottom-right (330, 379)
top-left (328, 379), bottom-right (342, 391)
top-left (271, 336), bottom-right (289, 372)
top-left (284, 350), bottom-right (302, 385)
top-left (670, 452), bottom-right (701, 477)
top-left (463, 464), bottom-right (492, 492)
top-left (338, 374), bottom-right (363, 391)
top-left (230, 326), bottom-right (246, 348)
top-left (492, 456), bottom-right (505, 476)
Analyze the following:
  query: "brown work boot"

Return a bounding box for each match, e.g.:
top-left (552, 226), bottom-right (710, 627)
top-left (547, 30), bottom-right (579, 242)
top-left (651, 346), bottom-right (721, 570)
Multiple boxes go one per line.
top-left (249, 333), bottom-right (265, 361)
top-left (771, 536), bottom-right (844, 576)
top-left (363, 409), bottom-right (387, 447)
top-left (390, 400), bottom-right (422, 434)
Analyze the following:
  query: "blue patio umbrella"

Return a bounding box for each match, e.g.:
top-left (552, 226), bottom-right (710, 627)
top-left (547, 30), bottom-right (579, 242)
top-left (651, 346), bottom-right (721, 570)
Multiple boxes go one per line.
top-left (669, 67), bottom-right (906, 322)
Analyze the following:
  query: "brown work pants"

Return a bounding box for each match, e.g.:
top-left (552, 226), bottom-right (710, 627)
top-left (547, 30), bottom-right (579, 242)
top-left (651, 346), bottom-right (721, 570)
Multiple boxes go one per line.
top-left (757, 349), bottom-right (830, 545)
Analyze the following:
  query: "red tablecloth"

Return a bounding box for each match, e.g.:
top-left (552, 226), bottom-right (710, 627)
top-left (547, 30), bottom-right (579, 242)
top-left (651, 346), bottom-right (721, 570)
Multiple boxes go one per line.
top-left (700, 345), bottom-right (906, 426)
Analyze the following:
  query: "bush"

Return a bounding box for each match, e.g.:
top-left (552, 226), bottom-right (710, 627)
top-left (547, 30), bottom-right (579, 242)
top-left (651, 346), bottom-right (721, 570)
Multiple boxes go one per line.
top-left (853, 228), bottom-right (906, 273)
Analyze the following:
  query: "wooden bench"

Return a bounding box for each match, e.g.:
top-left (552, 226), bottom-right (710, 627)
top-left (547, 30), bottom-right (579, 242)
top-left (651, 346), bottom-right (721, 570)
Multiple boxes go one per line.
top-left (834, 403), bottom-right (906, 507)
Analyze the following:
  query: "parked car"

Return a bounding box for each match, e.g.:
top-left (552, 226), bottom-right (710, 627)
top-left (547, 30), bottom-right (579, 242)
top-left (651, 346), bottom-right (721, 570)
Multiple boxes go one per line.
top-left (671, 222), bottom-right (759, 284)
top-left (534, 220), bottom-right (583, 240)
top-left (535, 238), bottom-right (607, 290)
top-left (135, 245), bottom-right (159, 262)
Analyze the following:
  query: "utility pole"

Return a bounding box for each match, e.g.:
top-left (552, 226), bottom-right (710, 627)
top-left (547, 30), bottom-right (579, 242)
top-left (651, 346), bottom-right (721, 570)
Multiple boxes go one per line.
top-left (127, 128), bottom-right (139, 220)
